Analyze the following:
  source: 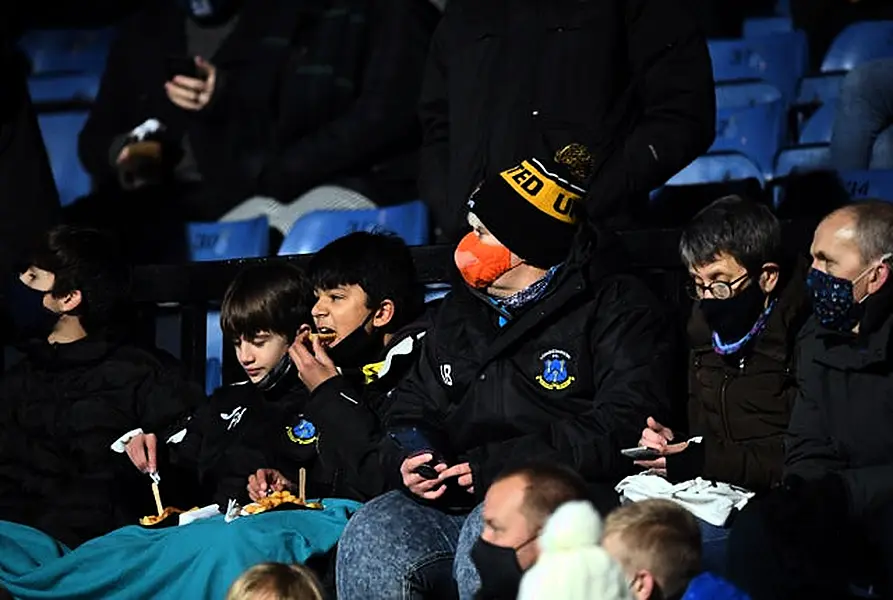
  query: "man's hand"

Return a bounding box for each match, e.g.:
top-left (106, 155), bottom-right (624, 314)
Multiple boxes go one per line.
top-left (247, 468), bottom-right (294, 502)
top-left (165, 56), bottom-right (217, 111)
top-left (635, 442), bottom-right (689, 477)
top-left (126, 433), bottom-right (158, 474)
top-left (439, 462), bottom-right (475, 495)
top-left (289, 329), bottom-right (339, 392)
top-left (400, 454), bottom-right (448, 500)
top-left (639, 416), bottom-right (675, 449)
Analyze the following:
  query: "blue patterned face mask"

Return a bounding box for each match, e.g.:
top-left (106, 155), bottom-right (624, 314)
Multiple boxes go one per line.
top-left (807, 254), bottom-right (892, 332)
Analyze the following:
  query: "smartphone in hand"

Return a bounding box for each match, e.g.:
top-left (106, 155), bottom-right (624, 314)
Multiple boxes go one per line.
top-left (621, 446), bottom-right (662, 460)
top-left (165, 56), bottom-right (202, 80)
top-left (389, 427), bottom-right (447, 480)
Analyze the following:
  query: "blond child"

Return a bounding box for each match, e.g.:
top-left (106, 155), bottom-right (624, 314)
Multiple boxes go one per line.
top-left (226, 563), bottom-right (324, 600)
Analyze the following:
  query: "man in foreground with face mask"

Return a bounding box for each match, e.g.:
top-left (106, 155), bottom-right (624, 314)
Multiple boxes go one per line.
top-left (472, 462), bottom-right (590, 600)
top-left (727, 201), bottom-right (893, 599)
top-left (336, 147), bottom-right (677, 600)
top-left (0, 226), bottom-right (203, 547)
top-left (630, 196), bottom-right (810, 575)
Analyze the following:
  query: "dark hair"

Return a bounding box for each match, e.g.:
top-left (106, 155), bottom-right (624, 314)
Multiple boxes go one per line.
top-left (309, 232), bottom-right (423, 333)
top-left (679, 196), bottom-right (782, 273)
top-left (495, 461), bottom-right (590, 529)
top-left (840, 201), bottom-right (893, 263)
top-left (221, 262), bottom-right (313, 342)
top-left (26, 225), bottom-right (130, 334)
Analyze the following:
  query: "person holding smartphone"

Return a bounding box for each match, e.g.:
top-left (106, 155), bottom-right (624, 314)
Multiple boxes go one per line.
top-left (336, 147), bottom-right (678, 600)
top-left (630, 196), bottom-right (811, 577)
top-left (69, 0), bottom-right (439, 263)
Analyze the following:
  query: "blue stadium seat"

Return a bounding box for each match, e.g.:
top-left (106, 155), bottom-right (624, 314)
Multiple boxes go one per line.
top-left (799, 103), bottom-right (835, 144)
top-left (187, 216), bottom-right (270, 394)
top-left (36, 111), bottom-right (92, 207)
top-left (774, 144), bottom-right (831, 179)
top-left (838, 169), bottom-right (893, 201)
top-left (708, 32), bottom-right (809, 102)
top-left (796, 73), bottom-right (845, 107)
top-left (278, 200), bottom-right (430, 256)
top-left (712, 89), bottom-right (786, 178)
top-left (187, 217), bottom-right (270, 262)
top-left (664, 152), bottom-right (765, 187)
top-left (715, 80), bottom-right (783, 108)
top-left (28, 73), bottom-right (100, 104)
top-left (821, 21), bottom-right (893, 72)
top-left (743, 17), bottom-right (793, 39)
top-left (18, 28), bottom-right (114, 75)
top-left (772, 144), bottom-right (832, 208)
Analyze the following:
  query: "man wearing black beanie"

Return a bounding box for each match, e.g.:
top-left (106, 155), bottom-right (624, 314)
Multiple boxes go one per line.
top-left (336, 146), bottom-right (678, 600)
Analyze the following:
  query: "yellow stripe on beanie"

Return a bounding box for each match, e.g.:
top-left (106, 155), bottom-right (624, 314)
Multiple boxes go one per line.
top-left (499, 159), bottom-right (583, 224)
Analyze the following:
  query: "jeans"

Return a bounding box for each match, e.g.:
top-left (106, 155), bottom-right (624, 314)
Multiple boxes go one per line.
top-left (831, 58), bottom-right (893, 170)
top-left (697, 517), bottom-right (730, 577)
top-left (336, 490), bottom-right (484, 600)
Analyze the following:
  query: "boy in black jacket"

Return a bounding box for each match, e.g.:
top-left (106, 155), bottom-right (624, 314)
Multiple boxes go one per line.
top-left (0, 226), bottom-right (202, 547)
top-left (247, 232), bottom-right (427, 500)
top-left (125, 262), bottom-right (318, 506)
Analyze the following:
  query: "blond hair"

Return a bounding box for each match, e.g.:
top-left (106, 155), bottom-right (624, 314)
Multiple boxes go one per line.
top-left (226, 563), bottom-right (325, 600)
top-left (603, 500), bottom-right (701, 597)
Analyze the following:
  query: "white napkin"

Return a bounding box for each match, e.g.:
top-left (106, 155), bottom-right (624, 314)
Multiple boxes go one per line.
top-left (616, 473), bottom-right (755, 527)
top-left (178, 504), bottom-right (220, 526)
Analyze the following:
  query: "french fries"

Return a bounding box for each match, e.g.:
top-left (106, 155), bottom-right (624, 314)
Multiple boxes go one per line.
top-left (241, 490), bottom-right (322, 515)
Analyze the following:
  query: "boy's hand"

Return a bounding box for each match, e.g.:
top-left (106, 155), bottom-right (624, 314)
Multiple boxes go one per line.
top-left (247, 468), bottom-right (294, 502)
top-left (289, 329), bottom-right (338, 392)
top-left (126, 433), bottom-right (158, 473)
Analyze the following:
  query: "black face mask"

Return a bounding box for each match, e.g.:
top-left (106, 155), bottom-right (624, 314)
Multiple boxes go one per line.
top-left (326, 312), bottom-right (382, 369)
top-left (699, 280), bottom-right (767, 345)
top-left (471, 537), bottom-right (526, 600)
top-left (255, 352), bottom-right (293, 392)
top-left (5, 278), bottom-right (61, 341)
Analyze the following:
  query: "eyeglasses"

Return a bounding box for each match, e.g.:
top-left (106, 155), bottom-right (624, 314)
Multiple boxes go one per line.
top-left (687, 272), bottom-right (750, 300)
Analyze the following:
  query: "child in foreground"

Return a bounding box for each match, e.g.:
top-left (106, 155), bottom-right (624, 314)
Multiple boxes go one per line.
top-left (226, 563), bottom-right (324, 600)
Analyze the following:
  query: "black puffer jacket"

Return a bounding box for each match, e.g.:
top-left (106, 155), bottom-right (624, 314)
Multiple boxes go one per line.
top-left (0, 339), bottom-right (202, 547)
top-left (384, 232), bottom-right (678, 503)
top-left (785, 282), bottom-right (893, 519)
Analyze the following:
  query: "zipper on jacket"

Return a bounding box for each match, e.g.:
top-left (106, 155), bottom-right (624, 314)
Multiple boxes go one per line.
top-left (718, 357), bottom-right (746, 440)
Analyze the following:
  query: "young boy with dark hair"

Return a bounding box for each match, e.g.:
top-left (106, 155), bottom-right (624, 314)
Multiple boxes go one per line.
top-left (0, 225), bottom-right (203, 547)
top-left (248, 232), bottom-right (427, 499)
top-left (126, 262), bottom-right (318, 506)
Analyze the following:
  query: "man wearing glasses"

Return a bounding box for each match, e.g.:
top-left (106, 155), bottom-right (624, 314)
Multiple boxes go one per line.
top-left (634, 196), bottom-right (811, 575)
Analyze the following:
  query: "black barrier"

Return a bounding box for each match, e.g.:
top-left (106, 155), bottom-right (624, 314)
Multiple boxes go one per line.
top-left (130, 222), bottom-right (817, 386)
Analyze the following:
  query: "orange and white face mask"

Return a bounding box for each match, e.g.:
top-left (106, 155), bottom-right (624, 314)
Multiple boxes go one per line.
top-left (454, 232), bottom-right (521, 289)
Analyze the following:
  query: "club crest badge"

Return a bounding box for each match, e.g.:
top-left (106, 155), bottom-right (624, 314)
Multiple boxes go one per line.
top-left (286, 418), bottom-right (318, 445)
top-left (536, 349), bottom-right (575, 391)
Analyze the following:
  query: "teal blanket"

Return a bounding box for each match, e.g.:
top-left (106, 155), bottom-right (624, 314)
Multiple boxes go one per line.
top-left (0, 499), bottom-right (360, 599)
